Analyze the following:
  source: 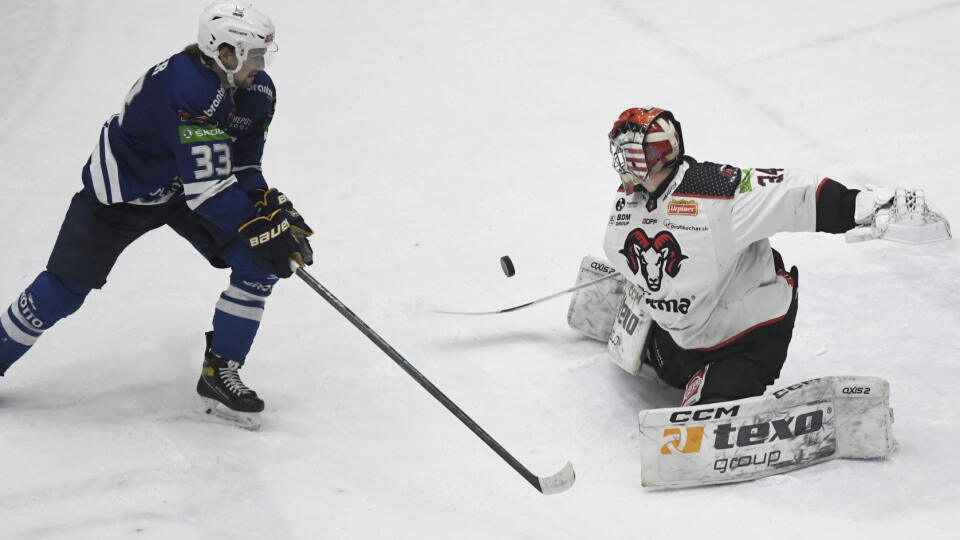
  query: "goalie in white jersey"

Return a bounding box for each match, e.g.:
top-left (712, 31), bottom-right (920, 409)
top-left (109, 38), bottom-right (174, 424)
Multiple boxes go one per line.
top-left (601, 107), bottom-right (951, 406)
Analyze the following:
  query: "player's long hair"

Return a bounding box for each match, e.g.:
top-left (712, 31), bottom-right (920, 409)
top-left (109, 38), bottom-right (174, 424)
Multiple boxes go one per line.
top-left (184, 43), bottom-right (234, 70)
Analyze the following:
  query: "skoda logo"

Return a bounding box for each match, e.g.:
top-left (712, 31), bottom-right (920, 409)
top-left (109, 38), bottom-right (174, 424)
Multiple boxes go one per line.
top-left (182, 128), bottom-right (193, 139)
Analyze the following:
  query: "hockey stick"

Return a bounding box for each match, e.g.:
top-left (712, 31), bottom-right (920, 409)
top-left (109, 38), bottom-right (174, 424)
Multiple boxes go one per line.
top-left (434, 271), bottom-right (621, 315)
top-left (294, 265), bottom-right (576, 494)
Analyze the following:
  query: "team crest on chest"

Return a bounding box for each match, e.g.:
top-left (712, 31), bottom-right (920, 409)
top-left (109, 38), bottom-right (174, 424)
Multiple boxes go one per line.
top-left (618, 228), bottom-right (688, 292)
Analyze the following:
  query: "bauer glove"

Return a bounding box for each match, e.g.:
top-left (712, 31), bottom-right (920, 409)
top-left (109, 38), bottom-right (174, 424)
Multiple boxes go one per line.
top-left (238, 209), bottom-right (308, 278)
top-left (249, 188), bottom-right (315, 265)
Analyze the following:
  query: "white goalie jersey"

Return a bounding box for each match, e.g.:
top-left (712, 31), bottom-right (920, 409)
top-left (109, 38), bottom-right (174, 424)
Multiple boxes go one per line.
top-left (601, 159), bottom-right (821, 350)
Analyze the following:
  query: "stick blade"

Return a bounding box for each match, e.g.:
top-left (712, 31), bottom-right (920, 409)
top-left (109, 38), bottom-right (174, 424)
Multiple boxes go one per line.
top-left (536, 461), bottom-right (576, 495)
top-left (430, 302), bottom-right (533, 316)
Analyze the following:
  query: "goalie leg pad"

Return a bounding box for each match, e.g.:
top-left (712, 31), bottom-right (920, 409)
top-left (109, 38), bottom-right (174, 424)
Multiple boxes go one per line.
top-left (606, 283), bottom-right (653, 375)
top-left (566, 256), bottom-right (625, 341)
top-left (637, 376), bottom-right (895, 488)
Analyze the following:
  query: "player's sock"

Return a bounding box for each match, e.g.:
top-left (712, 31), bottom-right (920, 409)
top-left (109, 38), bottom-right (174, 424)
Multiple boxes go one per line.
top-left (209, 283), bottom-right (268, 364)
top-left (0, 272), bottom-right (89, 375)
top-left (0, 326), bottom-right (31, 376)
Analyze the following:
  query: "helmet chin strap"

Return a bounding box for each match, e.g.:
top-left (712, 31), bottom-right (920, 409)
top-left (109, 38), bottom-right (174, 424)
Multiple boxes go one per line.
top-left (211, 55), bottom-right (240, 88)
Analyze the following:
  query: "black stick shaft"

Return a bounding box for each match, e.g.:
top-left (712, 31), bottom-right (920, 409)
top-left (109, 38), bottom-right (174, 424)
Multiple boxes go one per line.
top-left (295, 267), bottom-right (549, 492)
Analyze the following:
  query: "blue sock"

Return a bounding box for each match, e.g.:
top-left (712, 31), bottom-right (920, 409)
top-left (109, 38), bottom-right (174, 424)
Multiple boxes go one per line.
top-left (0, 272), bottom-right (89, 375)
top-left (210, 279), bottom-right (272, 364)
top-left (0, 325), bottom-right (32, 375)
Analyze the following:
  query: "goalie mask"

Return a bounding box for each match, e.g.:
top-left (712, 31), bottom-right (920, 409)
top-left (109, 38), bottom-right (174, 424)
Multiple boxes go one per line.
top-left (608, 107), bottom-right (684, 195)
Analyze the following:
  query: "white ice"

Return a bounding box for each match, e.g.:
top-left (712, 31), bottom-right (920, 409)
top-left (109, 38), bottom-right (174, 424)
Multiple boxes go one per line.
top-left (1, 1), bottom-right (958, 538)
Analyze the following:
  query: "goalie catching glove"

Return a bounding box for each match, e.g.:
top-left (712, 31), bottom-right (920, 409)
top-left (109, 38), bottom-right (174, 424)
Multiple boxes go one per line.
top-left (249, 187), bottom-right (315, 265)
top-left (846, 184), bottom-right (951, 244)
top-left (239, 206), bottom-right (312, 278)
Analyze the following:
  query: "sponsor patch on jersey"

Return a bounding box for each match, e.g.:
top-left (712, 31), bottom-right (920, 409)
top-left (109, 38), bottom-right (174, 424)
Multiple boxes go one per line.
top-left (251, 83), bottom-right (275, 100)
top-left (179, 125), bottom-right (230, 144)
top-left (739, 168), bottom-right (753, 193)
top-left (203, 87), bottom-right (227, 117)
top-left (663, 219), bottom-right (708, 232)
top-left (667, 199), bottom-right (698, 216)
top-left (719, 165), bottom-right (742, 184)
top-left (645, 296), bottom-right (692, 314)
top-left (230, 115), bottom-right (254, 130)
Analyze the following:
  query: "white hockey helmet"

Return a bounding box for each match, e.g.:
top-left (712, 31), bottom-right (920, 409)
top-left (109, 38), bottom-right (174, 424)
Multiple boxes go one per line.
top-left (197, 2), bottom-right (278, 84)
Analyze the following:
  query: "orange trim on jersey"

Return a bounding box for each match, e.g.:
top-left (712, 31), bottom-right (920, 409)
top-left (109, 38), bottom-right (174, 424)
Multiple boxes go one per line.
top-left (815, 178), bottom-right (830, 201)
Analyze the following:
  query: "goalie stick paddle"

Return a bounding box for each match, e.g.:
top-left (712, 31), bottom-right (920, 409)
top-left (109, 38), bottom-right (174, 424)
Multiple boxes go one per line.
top-left (434, 271), bottom-right (622, 315)
top-left (294, 265), bottom-right (576, 494)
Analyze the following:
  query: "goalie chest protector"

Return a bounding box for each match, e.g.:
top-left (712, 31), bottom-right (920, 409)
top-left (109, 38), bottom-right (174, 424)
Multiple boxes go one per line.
top-left (602, 159), bottom-right (799, 350)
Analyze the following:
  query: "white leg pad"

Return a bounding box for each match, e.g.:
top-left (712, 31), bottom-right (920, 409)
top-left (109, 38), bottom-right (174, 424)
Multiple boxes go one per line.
top-left (566, 256), bottom-right (625, 341)
top-left (606, 282), bottom-right (652, 375)
top-left (637, 376), bottom-right (895, 488)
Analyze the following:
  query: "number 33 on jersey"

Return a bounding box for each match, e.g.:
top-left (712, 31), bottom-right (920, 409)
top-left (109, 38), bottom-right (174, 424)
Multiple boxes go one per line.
top-left (81, 50), bottom-right (276, 234)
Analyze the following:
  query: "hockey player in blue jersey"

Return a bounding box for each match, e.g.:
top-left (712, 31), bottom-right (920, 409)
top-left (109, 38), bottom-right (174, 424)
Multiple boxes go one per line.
top-left (0, 2), bottom-right (309, 429)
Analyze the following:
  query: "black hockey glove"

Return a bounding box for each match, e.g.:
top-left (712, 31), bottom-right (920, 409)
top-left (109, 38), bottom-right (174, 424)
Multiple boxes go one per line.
top-left (249, 188), bottom-right (315, 265)
top-left (238, 209), bottom-right (308, 278)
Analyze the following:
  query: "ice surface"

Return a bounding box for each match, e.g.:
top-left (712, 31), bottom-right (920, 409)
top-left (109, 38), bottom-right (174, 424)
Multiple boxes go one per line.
top-left (1, 1), bottom-right (958, 538)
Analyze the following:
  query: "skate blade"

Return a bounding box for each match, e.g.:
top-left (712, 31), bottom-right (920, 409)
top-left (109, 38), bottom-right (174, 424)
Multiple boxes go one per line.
top-left (197, 397), bottom-right (262, 431)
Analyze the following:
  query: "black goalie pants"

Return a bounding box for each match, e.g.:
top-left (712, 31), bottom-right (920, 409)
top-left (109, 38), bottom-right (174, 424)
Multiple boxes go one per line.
top-left (647, 257), bottom-right (800, 405)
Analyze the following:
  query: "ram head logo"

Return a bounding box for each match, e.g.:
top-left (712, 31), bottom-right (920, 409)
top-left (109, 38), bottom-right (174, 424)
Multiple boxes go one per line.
top-left (618, 229), bottom-right (687, 291)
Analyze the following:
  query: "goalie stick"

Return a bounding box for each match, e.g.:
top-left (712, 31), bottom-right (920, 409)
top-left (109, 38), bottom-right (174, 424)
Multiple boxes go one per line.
top-left (434, 271), bottom-right (622, 316)
top-left (294, 264), bottom-right (576, 494)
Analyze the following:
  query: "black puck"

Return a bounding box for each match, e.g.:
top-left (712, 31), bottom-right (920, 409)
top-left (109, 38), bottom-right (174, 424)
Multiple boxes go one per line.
top-left (500, 255), bottom-right (516, 277)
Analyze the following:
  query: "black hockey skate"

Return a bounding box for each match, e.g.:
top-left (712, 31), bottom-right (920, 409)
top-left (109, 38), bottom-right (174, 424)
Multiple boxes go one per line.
top-left (196, 331), bottom-right (264, 430)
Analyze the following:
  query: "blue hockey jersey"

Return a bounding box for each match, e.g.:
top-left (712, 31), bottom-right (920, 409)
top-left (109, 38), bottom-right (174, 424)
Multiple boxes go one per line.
top-left (81, 50), bottom-right (277, 234)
